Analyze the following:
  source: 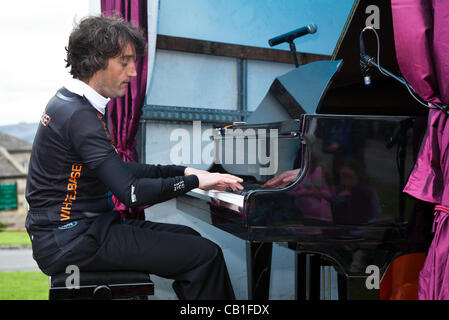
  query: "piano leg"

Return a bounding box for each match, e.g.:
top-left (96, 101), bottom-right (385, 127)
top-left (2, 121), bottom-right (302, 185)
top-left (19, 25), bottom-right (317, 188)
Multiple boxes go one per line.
top-left (295, 254), bottom-right (380, 300)
top-left (246, 241), bottom-right (273, 300)
top-left (295, 253), bottom-right (321, 300)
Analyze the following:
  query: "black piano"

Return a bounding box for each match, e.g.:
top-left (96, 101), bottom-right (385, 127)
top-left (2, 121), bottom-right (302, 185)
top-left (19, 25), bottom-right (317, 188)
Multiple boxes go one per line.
top-left (176, 0), bottom-right (432, 300)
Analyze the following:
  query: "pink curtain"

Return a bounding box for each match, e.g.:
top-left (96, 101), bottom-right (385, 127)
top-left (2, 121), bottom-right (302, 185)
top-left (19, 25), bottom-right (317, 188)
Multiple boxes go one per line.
top-left (392, 0), bottom-right (449, 299)
top-left (101, 0), bottom-right (148, 220)
top-left (391, 0), bottom-right (449, 106)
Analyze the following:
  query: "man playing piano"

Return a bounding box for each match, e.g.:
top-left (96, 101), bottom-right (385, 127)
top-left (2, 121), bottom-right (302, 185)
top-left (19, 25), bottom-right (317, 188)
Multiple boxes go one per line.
top-left (25, 15), bottom-right (243, 300)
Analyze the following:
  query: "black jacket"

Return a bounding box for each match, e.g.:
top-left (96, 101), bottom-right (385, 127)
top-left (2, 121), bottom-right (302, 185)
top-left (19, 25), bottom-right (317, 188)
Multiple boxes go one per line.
top-left (26, 87), bottom-right (199, 225)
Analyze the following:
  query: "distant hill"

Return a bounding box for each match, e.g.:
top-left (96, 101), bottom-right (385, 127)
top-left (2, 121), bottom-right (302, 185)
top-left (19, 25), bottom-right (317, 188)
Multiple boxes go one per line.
top-left (0, 123), bottom-right (39, 143)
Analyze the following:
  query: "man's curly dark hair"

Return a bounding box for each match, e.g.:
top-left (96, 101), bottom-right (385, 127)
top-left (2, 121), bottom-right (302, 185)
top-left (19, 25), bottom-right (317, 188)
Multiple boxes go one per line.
top-left (65, 15), bottom-right (146, 81)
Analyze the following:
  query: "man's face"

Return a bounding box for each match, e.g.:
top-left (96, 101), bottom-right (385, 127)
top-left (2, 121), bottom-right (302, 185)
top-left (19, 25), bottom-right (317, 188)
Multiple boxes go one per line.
top-left (89, 43), bottom-right (137, 98)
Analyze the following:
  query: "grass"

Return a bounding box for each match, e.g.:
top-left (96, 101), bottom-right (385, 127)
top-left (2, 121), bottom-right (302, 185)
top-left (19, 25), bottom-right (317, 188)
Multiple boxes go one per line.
top-left (0, 271), bottom-right (48, 300)
top-left (0, 231), bottom-right (31, 246)
top-left (0, 231), bottom-right (47, 300)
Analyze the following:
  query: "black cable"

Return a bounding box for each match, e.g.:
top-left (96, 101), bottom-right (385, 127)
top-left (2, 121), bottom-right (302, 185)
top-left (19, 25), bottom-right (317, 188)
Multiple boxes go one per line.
top-left (360, 27), bottom-right (449, 115)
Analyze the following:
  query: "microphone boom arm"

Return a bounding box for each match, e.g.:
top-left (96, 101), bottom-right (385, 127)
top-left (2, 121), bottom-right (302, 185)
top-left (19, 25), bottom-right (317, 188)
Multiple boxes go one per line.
top-left (362, 54), bottom-right (449, 115)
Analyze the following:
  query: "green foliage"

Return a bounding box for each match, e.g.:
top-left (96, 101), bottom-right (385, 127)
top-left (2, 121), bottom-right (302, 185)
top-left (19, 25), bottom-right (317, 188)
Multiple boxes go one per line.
top-left (0, 271), bottom-right (48, 300)
top-left (0, 231), bottom-right (31, 246)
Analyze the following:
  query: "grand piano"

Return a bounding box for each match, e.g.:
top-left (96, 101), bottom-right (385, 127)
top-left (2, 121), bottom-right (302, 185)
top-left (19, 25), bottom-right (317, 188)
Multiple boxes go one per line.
top-left (176, 0), bottom-right (432, 300)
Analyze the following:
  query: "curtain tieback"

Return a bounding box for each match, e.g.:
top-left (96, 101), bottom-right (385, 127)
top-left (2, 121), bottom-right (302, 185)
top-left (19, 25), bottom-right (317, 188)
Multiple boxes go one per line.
top-left (433, 205), bottom-right (449, 232)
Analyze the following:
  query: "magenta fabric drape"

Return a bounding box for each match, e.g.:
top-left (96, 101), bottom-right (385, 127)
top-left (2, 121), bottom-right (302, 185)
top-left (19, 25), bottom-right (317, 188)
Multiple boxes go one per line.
top-left (391, 0), bottom-right (449, 106)
top-left (391, 0), bottom-right (449, 299)
top-left (101, 0), bottom-right (148, 220)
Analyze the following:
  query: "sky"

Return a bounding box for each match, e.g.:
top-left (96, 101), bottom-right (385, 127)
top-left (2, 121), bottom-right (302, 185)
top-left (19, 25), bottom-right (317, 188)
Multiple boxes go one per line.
top-left (0, 0), bottom-right (100, 126)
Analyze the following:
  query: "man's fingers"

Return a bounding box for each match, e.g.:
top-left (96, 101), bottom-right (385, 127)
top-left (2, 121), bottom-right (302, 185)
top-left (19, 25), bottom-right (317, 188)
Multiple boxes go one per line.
top-left (216, 177), bottom-right (243, 190)
top-left (197, 172), bottom-right (244, 191)
top-left (213, 174), bottom-right (243, 189)
top-left (218, 173), bottom-right (243, 182)
top-left (222, 178), bottom-right (243, 190)
top-left (263, 176), bottom-right (283, 188)
top-left (282, 175), bottom-right (296, 185)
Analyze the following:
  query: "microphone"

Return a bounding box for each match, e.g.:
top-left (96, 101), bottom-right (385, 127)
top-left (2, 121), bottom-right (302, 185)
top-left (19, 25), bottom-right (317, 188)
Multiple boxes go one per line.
top-left (268, 24), bottom-right (317, 47)
top-left (360, 27), bottom-right (372, 86)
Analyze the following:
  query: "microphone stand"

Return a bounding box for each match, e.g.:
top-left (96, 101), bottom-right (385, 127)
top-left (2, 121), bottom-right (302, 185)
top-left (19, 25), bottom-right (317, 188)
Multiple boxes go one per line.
top-left (289, 41), bottom-right (300, 67)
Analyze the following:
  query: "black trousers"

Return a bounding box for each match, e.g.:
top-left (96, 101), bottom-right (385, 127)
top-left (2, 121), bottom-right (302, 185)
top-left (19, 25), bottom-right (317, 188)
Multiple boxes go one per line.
top-left (31, 211), bottom-right (235, 300)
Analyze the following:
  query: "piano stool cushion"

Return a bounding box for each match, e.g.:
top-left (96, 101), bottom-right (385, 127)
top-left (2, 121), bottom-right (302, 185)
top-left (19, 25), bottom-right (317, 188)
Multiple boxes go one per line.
top-left (49, 271), bottom-right (154, 300)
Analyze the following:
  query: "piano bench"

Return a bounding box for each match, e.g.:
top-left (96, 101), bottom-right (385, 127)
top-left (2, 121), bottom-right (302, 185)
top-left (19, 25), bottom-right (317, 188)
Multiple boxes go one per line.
top-left (49, 271), bottom-right (154, 300)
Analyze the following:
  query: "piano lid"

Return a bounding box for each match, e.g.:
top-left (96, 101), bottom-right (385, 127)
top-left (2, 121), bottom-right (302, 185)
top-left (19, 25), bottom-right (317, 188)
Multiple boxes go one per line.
top-left (248, 0), bottom-right (427, 123)
top-left (246, 60), bottom-right (343, 124)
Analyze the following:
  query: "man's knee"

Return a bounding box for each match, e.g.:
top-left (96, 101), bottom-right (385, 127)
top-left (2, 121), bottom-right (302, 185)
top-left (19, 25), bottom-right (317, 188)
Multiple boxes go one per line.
top-left (195, 238), bottom-right (225, 264)
top-left (180, 225), bottom-right (201, 237)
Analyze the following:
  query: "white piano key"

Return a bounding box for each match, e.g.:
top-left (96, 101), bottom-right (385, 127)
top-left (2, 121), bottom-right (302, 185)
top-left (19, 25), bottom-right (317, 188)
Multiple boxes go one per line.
top-left (187, 188), bottom-right (244, 207)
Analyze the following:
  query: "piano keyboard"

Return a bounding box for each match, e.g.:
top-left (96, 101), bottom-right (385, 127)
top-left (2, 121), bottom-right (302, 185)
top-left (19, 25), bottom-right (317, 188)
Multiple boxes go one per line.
top-left (187, 188), bottom-right (244, 207)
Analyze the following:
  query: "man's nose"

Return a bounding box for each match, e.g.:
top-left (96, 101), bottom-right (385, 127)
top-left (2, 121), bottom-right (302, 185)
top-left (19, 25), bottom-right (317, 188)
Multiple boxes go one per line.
top-left (128, 61), bottom-right (137, 77)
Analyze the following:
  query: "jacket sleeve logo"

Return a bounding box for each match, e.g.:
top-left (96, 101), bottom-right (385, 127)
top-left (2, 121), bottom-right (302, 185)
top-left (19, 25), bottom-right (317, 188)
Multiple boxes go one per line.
top-left (40, 113), bottom-right (51, 127)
